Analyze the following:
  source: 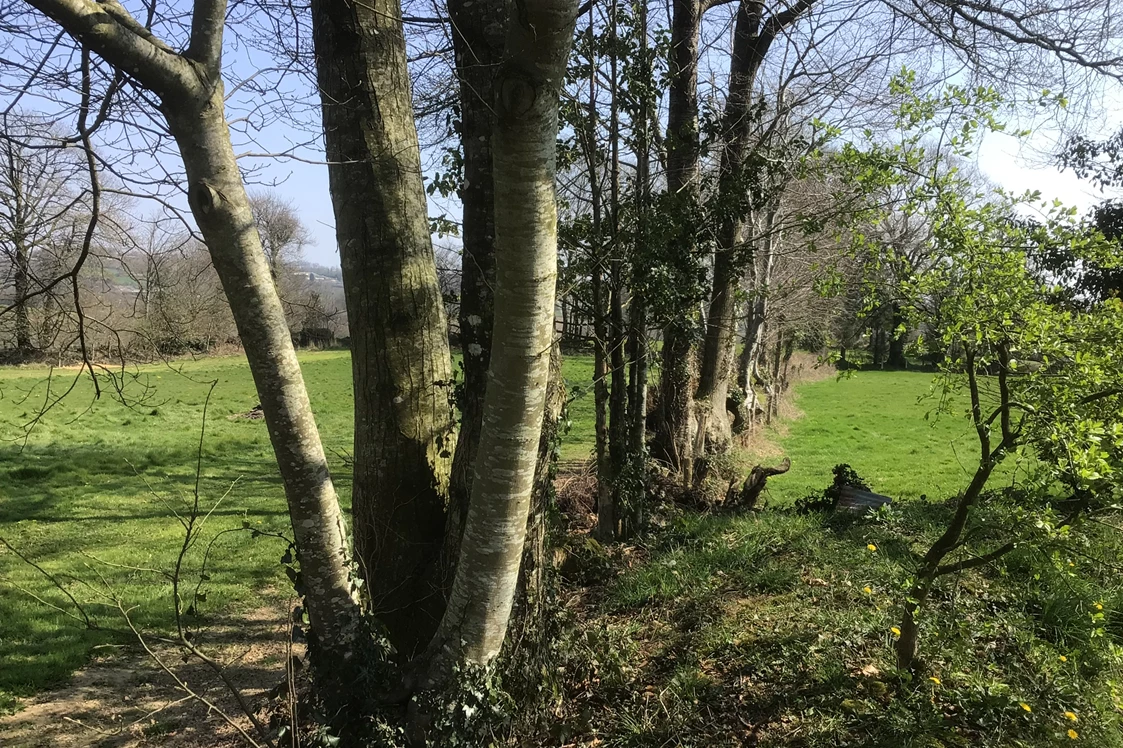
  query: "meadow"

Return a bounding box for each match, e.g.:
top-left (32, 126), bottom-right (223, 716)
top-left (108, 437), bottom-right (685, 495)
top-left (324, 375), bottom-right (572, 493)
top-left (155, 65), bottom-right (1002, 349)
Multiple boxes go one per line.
top-left (0, 352), bottom-right (965, 708)
top-left (5, 353), bottom-right (1116, 747)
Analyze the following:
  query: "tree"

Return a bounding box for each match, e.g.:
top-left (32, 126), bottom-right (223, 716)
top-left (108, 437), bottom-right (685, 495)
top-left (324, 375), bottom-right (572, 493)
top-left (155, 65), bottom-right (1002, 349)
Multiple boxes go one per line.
top-left (695, 0), bottom-right (814, 448)
top-left (895, 194), bottom-right (1123, 670)
top-left (249, 191), bottom-right (310, 284)
top-left (424, 0), bottom-right (577, 677)
top-left (840, 81), bottom-right (1123, 670)
top-left (311, 0), bottom-right (457, 655)
top-left (19, 0), bottom-right (362, 679)
top-left (0, 117), bottom-right (87, 358)
top-left (672, 0), bottom-right (1123, 478)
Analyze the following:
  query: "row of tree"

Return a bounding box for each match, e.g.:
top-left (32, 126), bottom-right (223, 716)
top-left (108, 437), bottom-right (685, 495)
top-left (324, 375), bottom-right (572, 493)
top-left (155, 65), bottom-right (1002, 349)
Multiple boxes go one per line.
top-left (3, 0), bottom-right (1123, 743)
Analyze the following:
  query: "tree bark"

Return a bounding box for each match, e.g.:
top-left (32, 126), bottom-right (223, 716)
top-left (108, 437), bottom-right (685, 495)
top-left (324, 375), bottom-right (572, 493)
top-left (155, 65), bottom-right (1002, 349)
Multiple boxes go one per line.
top-left (23, 0), bottom-right (363, 678)
top-left (424, 0), bottom-right (576, 676)
top-left (735, 203), bottom-right (779, 431)
top-left (446, 0), bottom-right (506, 556)
top-left (508, 342), bottom-right (564, 656)
top-left (13, 232), bottom-right (32, 354)
top-left (697, 0), bottom-right (813, 452)
top-left (311, 0), bottom-right (456, 655)
top-left (654, 0), bottom-right (703, 480)
top-left (581, 12), bottom-right (614, 540)
top-left (2, 138), bottom-right (36, 356)
top-left (606, 0), bottom-right (629, 536)
top-left (622, 0), bottom-right (652, 539)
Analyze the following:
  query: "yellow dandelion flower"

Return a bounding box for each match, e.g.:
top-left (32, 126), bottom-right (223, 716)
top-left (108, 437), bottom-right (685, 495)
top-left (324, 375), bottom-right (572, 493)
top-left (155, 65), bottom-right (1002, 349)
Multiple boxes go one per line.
top-left (863, 586), bottom-right (873, 595)
top-left (867, 543), bottom-right (878, 552)
top-left (1020, 702), bottom-right (1032, 713)
top-left (891, 626), bottom-right (901, 637)
top-left (929, 677), bottom-right (941, 685)
top-left (1095, 603), bottom-right (1104, 611)
top-left (1068, 729), bottom-right (1079, 740)
top-left (1059, 655), bottom-right (1068, 662)
top-left (1064, 711), bottom-right (1078, 722)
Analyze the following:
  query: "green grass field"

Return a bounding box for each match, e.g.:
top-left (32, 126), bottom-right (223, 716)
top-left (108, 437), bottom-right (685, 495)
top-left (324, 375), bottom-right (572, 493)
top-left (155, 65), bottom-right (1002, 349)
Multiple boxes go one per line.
top-left (0, 350), bottom-right (607, 710)
top-left (0, 355), bottom-right (1011, 715)
top-left (762, 370), bottom-right (992, 505)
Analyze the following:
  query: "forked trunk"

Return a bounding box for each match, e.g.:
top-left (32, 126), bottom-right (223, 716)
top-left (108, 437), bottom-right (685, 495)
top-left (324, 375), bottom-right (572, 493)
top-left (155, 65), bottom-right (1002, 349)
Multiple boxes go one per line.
top-left (312, 0), bottom-right (456, 655)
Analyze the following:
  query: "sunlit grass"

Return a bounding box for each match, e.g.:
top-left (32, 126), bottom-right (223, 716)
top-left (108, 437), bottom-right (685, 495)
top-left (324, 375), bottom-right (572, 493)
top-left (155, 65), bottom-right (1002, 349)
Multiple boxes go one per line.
top-left (0, 350), bottom-right (601, 709)
top-left (757, 370), bottom-right (1016, 505)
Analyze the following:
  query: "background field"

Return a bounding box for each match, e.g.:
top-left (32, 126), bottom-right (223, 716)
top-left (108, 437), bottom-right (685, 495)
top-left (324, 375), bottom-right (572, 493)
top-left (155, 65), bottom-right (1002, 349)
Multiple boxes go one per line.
top-left (0, 353), bottom-right (973, 711)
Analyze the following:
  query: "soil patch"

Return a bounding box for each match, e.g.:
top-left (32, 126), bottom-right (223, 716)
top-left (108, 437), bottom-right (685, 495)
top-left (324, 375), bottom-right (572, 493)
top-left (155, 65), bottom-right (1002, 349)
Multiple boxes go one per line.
top-left (0, 607), bottom-right (295, 747)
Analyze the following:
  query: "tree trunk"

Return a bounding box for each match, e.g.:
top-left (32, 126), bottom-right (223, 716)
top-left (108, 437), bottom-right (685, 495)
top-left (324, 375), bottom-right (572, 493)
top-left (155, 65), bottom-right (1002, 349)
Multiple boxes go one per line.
top-left (887, 301), bottom-right (907, 368)
top-left (312, 0), bottom-right (456, 656)
top-left (696, 216), bottom-right (742, 447)
top-left (507, 342), bottom-right (565, 659)
top-left (13, 231), bottom-right (32, 354)
top-left (735, 203), bottom-right (779, 431)
top-left (164, 86), bottom-right (361, 676)
top-left (446, 0), bottom-right (506, 557)
top-left (655, 0), bottom-right (703, 481)
top-left (424, 0), bottom-right (576, 677)
top-left (582, 12), bottom-right (615, 540)
top-left (593, 258), bottom-right (613, 536)
top-left (766, 326), bottom-right (783, 423)
top-left (657, 325), bottom-right (695, 485)
top-left (606, 0), bottom-right (629, 538)
top-left (622, 0), bottom-right (652, 539)
top-left (698, 0), bottom-right (812, 452)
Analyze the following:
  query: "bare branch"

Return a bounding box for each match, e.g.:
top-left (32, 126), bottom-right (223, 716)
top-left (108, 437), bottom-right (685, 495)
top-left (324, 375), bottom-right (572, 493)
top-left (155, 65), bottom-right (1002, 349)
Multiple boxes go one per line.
top-left (21, 0), bottom-right (193, 96)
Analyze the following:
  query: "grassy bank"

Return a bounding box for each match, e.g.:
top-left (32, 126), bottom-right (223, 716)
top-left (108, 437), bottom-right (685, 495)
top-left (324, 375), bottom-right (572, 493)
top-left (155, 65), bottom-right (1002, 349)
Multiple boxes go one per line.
top-left (552, 505), bottom-right (1123, 746)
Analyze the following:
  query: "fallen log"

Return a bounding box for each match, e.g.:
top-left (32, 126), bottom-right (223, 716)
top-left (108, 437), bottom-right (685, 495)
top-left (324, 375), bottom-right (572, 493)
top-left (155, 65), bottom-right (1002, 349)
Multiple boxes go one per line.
top-left (726, 457), bottom-right (791, 510)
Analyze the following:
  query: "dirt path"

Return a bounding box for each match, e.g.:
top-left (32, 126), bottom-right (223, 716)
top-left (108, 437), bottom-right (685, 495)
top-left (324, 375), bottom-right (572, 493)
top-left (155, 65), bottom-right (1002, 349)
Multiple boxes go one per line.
top-left (0, 608), bottom-right (295, 747)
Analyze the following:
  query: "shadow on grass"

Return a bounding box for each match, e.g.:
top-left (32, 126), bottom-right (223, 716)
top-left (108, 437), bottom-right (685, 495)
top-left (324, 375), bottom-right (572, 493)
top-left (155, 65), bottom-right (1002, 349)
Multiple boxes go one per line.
top-left (0, 440), bottom-right (334, 705)
top-left (0, 607), bottom-right (294, 746)
top-left (0, 442), bottom-right (353, 525)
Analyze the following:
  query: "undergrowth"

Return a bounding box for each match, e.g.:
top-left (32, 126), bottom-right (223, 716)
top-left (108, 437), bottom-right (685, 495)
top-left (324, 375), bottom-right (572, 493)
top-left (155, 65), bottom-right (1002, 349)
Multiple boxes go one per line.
top-left (535, 500), bottom-right (1123, 747)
